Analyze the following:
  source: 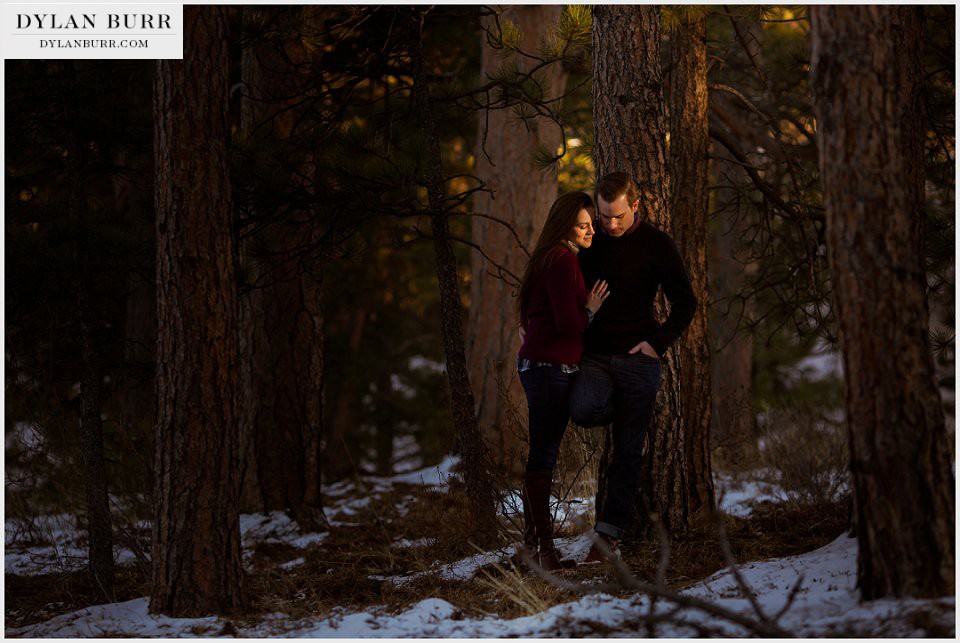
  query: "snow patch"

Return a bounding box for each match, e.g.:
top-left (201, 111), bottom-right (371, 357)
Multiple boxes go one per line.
top-left (240, 512), bottom-right (328, 555)
top-left (6, 421), bottom-right (45, 452)
top-left (408, 355), bottom-right (445, 373)
top-left (10, 531), bottom-right (955, 637)
top-left (392, 537), bottom-right (437, 549)
top-left (713, 473), bottom-right (783, 517)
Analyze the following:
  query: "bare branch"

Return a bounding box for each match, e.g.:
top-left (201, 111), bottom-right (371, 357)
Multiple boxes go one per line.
top-left (520, 527), bottom-right (795, 638)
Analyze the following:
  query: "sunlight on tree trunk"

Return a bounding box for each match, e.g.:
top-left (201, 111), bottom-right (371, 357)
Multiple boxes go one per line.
top-left (593, 5), bottom-right (712, 535)
top-left (468, 5), bottom-right (566, 468)
top-left (668, 9), bottom-right (716, 526)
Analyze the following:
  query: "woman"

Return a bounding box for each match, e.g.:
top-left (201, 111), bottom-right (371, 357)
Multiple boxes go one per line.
top-left (516, 191), bottom-right (609, 570)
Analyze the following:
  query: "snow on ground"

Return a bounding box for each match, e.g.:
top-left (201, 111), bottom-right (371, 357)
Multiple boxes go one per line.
top-left (7, 457), bottom-right (955, 637)
top-left (2, 458), bottom-right (793, 579)
top-left (6, 421), bottom-right (45, 452)
top-left (713, 471), bottom-right (783, 518)
top-left (393, 537), bottom-right (437, 549)
top-left (4, 510), bottom-right (328, 577)
top-left (389, 434), bottom-right (424, 473)
top-left (5, 456), bottom-right (461, 577)
top-left (10, 534), bottom-right (953, 638)
top-left (408, 355), bottom-right (445, 374)
top-left (4, 513), bottom-right (139, 576)
top-left (372, 453), bottom-right (459, 489)
top-left (239, 512), bottom-right (327, 559)
top-left (782, 341), bottom-right (843, 385)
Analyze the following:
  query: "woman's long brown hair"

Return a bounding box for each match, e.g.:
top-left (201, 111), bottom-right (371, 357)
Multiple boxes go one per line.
top-left (517, 191), bottom-right (594, 329)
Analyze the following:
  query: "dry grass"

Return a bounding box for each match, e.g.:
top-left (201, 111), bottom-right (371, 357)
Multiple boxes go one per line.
top-left (244, 483), bottom-right (513, 620)
top-left (5, 566), bottom-right (150, 630)
top-left (616, 499), bottom-right (850, 591)
top-left (759, 405), bottom-right (849, 508)
top-left (244, 483), bottom-right (849, 623)
top-left (6, 475), bottom-right (851, 632)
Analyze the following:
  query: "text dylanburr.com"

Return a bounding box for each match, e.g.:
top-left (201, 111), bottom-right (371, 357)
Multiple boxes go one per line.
top-left (1, 3), bottom-right (184, 59)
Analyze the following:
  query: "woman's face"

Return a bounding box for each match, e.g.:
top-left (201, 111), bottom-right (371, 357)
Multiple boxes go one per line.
top-left (568, 208), bottom-right (595, 249)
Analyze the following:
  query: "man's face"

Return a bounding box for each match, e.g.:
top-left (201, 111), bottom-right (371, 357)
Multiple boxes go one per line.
top-left (596, 193), bottom-right (638, 237)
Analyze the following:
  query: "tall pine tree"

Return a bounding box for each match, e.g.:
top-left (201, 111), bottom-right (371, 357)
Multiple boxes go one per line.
top-left (810, 5), bottom-right (955, 599)
top-left (151, 5), bottom-right (246, 616)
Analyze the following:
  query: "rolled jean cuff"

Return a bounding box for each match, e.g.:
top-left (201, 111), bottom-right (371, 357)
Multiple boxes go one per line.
top-left (595, 521), bottom-right (623, 540)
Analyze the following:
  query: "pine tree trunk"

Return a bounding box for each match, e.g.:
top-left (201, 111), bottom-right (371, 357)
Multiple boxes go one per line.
top-left (707, 147), bottom-right (759, 469)
top-left (411, 9), bottom-right (499, 542)
top-left (593, 5), bottom-right (710, 534)
top-left (374, 364), bottom-right (396, 476)
top-left (468, 5), bottom-right (566, 466)
top-left (114, 63), bottom-right (159, 481)
top-left (706, 20), bottom-right (761, 470)
top-left (62, 61), bottom-right (115, 598)
top-left (667, 12), bottom-right (715, 526)
top-left (78, 271), bottom-right (115, 597)
top-left (593, 6), bottom-right (669, 222)
top-left (238, 6), bottom-right (325, 527)
top-left (326, 307), bottom-right (368, 481)
top-left (239, 267), bottom-right (325, 523)
top-left (810, 5), bottom-right (955, 599)
top-left (151, 5), bottom-right (246, 616)
top-left (117, 147), bottom-right (157, 482)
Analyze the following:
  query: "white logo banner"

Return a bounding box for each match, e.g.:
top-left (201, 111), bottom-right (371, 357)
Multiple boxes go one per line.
top-left (1, 3), bottom-right (183, 59)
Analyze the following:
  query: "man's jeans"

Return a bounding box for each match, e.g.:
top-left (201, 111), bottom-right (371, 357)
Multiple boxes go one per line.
top-left (520, 365), bottom-right (576, 474)
top-left (569, 352), bottom-right (661, 539)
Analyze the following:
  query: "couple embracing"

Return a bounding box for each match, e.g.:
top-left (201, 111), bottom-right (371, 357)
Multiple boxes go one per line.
top-left (515, 172), bottom-right (697, 569)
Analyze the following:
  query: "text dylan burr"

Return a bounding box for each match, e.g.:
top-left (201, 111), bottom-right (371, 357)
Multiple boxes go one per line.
top-left (17, 14), bottom-right (172, 30)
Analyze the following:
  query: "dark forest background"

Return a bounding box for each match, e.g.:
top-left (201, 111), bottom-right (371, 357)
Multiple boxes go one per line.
top-left (5, 4), bottom-right (955, 621)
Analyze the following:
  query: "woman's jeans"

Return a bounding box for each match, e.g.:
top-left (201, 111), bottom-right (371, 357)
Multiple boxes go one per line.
top-left (569, 352), bottom-right (662, 539)
top-left (520, 365), bottom-right (576, 475)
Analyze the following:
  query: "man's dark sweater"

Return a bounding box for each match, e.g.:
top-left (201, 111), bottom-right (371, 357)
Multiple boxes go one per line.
top-left (579, 221), bottom-right (697, 357)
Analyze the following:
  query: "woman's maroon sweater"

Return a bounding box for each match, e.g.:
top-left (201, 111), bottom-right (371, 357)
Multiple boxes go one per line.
top-left (518, 246), bottom-right (589, 364)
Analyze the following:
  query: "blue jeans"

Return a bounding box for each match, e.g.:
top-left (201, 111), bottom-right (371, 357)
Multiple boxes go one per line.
top-left (520, 366), bottom-right (576, 474)
top-left (569, 352), bottom-right (662, 539)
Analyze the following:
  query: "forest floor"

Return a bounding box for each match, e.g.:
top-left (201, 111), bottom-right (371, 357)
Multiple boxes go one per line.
top-left (5, 453), bottom-right (956, 638)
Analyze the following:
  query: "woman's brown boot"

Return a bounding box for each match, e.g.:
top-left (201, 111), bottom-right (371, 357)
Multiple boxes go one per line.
top-left (518, 471), bottom-right (575, 571)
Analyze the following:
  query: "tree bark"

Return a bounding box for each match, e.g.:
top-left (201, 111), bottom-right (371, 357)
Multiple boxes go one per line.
top-left (468, 5), bottom-right (566, 465)
top-left (77, 267), bottom-right (115, 597)
top-left (61, 61), bottom-right (115, 598)
top-left (810, 5), bottom-right (955, 599)
top-left (374, 363), bottom-right (396, 476)
top-left (113, 62), bottom-right (159, 485)
top-left (707, 151), bottom-right (759, 469)
top-left (592, 5), bottom-right (711, 534)
top-left (237, 5), bottom-right (325, 527)
top-left (593, 6), bottom-right (669, 222)
top-left (706, 26), bottom-right (761, 471)
top-left (151, 5), bottom-right (246, 616)
top-left (667, 12), bottom-right (715, 525)
top-left (325, 306), bottom-right (368, 481)
top-left (117, 148), bottom-right (157, 483)
top-left (411, 9), bottom-right (499, 543)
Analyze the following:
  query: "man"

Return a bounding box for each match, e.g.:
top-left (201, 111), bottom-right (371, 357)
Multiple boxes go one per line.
top-left (570, 172), bottom-right (697, 564)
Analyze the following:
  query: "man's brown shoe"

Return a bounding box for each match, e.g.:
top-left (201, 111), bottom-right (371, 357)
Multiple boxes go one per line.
top-left (582, 532), bottom-right (620, 565)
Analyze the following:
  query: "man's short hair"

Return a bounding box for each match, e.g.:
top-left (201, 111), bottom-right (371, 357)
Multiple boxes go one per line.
top-left (595, 172), bottom-right (638, 205)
